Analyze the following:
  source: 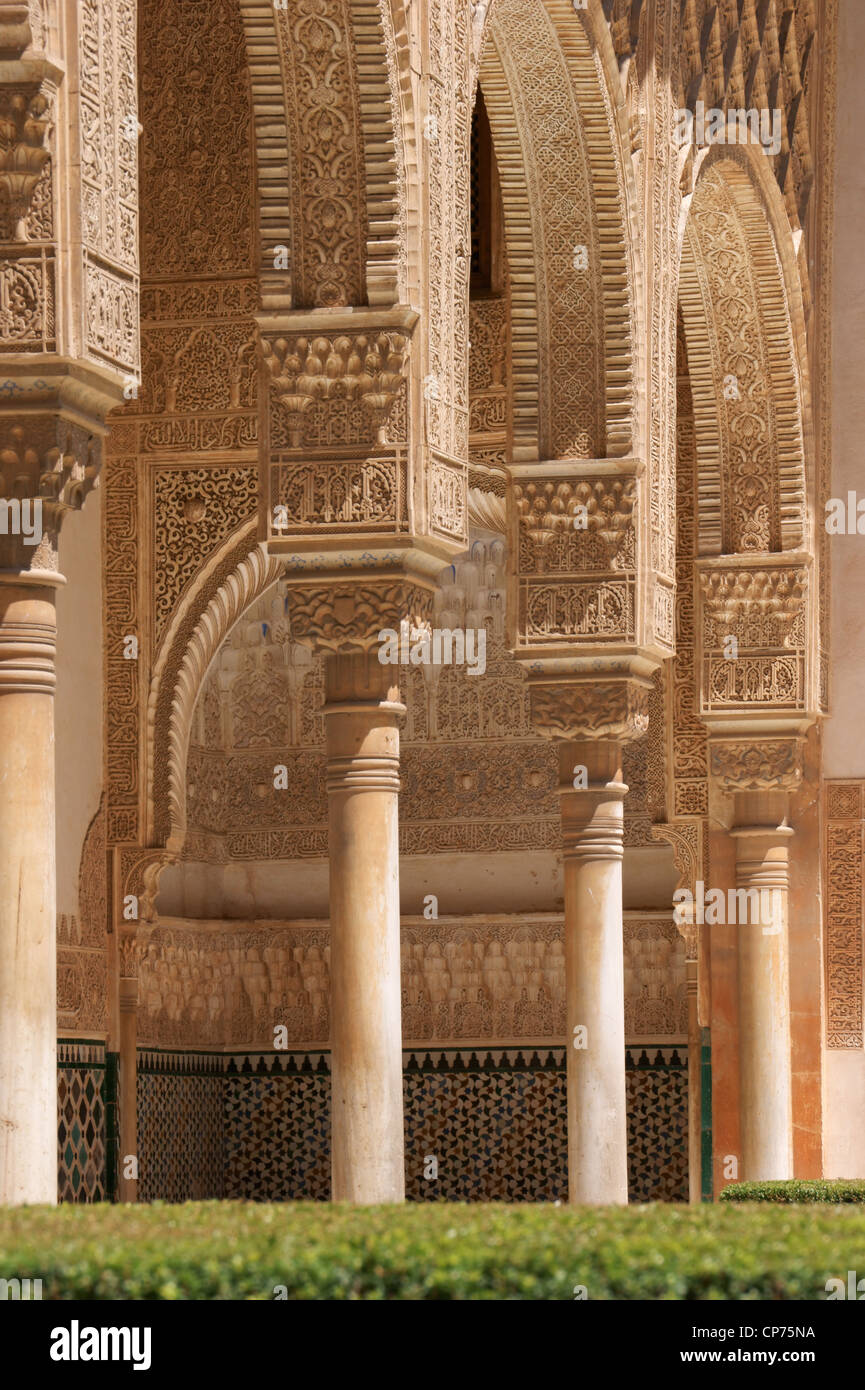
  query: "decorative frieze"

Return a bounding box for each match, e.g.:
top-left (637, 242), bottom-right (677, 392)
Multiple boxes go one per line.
top-left (138, 913), bottom-right (685, 1051)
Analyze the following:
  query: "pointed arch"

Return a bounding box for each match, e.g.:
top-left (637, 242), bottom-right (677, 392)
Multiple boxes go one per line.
top-left (678, 142), bottom-right (813, 556)
top-left (478, 0), bottom-right (642, 461)
top-left (146, 526), bottom-right (282, 848)
top-left (238, 0), bottom-right (406, 310)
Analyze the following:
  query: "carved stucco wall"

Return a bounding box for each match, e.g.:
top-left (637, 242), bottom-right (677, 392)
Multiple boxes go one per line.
top-left (176, 539), bottom-right (667, 867)
top-left (80, 0), bottom-right (843, 1157)
top-left (56, 490), bottom-right (107, 1037)
top-left (104, 0), bottom-right (260, 848)
top-left (138, 912), bottom-right (686, 1051)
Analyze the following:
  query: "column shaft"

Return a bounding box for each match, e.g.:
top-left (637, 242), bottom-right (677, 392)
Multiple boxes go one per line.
top-left (732, 806), bottom-right (794, 1181)
top-left (559, 740), bottom-right (629, 1206)
top-left (0, 580), bottom-right (59, 1204)
top-left (118, 977), bottom-right (138, 1202)
top-left (686, 965), bottom-right (702, 1203)
top-left (324, 651), bottom-right (405, 1203)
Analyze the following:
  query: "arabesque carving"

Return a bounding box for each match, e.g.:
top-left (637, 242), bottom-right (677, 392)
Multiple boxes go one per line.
top-left (708, 738), bottom-right (804, 794)
top-left (528, 679), bottom-right (651, 744)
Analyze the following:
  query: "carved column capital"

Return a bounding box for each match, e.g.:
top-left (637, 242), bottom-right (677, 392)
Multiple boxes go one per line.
top-left (0, 414), bottom-right (102, 572)
top-left (527, 675), bottom-right (651, 743)
top-left (283, 571), bottom-right (436, 657)
top-left (709, 737), bottom-right (804, 794)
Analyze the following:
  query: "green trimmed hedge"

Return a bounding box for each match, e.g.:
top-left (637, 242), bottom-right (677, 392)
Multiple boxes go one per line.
top-left (721, 1180), bottom-right (865, 1204)
top-left (3, 1201), bottom-right (865, 1299)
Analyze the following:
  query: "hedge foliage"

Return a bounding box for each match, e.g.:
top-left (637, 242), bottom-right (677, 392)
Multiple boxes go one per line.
top-left (721, 1180), bottom-right (865, 1204)
top-left (3, 1201), bottom-right (865, 1299)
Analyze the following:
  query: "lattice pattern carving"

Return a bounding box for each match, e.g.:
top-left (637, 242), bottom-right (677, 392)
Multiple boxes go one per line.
top-left (824, 782), bottom-right (864, 1049)
top-left (274, 0), bottom-right (367, 307)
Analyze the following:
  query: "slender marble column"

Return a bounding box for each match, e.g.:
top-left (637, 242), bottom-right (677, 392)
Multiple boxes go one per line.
top-left (734, 806), bottom-right (795, 1173)
top-left (0, 576), bottom-right (61, 1204)
top-left (324, 650), bottom-right (405, 1203)
top-left (731, 795), bottom-right (794, 1181)
top-left (686, 960), bottom-right (702, 1204)
top-left (559, 739), bottom-right (629, 1206)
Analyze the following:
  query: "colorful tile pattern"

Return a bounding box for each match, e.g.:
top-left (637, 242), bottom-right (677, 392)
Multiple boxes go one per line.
top-left (137, 1052), bottom-right (224, 1202)
top-left (56, 1044), bottom-right (688, 1204)
top-left (219, 1047), bottom-right (689, 1204)
top-left (57, 1041), bottom-right (107, 1203)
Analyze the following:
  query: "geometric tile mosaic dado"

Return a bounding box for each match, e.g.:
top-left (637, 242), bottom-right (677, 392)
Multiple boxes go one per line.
top-left (57, 1041), bottom-right (108, 1204)
top-left (137, 1060), bottom-right (225, 1204)
top-left (139, 914), bottom-right (687, 1051)
top-left (131, 1047), bottom-right (688, 1205)
top-left (824, 781), bottom-right (865, 1047)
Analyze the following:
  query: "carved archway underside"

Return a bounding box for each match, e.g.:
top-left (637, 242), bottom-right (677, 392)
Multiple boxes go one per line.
top-left (238, 0), bottom-right (404, 309)
top-left (480, 0), bottom-right (638, 461)
top-left (679, 152), bottom-right (809, 556)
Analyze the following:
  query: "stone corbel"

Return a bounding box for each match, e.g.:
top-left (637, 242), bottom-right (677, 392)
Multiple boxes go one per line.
top-left (651, 819), bottom-right (703, 962)
top-left (112, 846), bottom-right (178, 979)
